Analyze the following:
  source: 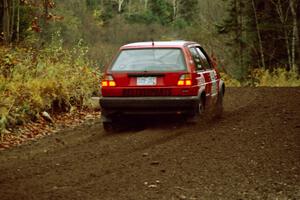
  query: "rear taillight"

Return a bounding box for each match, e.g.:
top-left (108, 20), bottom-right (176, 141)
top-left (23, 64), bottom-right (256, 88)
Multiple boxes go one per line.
top-left (177, 74), bottom-right (192, 86)
top-left (101, 75), bottom-right (116, 87)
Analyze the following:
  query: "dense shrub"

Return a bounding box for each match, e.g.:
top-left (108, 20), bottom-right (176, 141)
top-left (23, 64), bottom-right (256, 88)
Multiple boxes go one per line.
top-left (220, 72), bottom-right (241, 87)
top-left (250, 68), bottom-right (300, 87)
top-left (0, 42), bottom-right (100, 135)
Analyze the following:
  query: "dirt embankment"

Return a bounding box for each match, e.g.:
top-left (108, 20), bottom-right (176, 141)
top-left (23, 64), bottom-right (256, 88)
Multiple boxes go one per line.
top-left (0, 87), bottom-right (299, 200)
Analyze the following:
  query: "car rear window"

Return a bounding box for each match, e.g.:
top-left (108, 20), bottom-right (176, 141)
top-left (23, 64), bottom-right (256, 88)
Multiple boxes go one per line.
top-left (110, 48), bottom-right (186, 72)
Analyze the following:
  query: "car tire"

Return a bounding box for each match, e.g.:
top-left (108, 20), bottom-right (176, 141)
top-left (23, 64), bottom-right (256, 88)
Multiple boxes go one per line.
top-left (103, 121), bottom-right (116, 132)
top-left (197, 96), bottom-right (205, 116)
top-left (214, 91), bottom-right (224, 119)
top-left (187, 97), bottom-right (205, 124)
top-left (101, 114), bottom-right (116, 133)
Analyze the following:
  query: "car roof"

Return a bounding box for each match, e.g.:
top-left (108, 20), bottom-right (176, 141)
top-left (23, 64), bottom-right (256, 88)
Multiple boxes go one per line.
top-left (121, 41), bottom-right (198, 49)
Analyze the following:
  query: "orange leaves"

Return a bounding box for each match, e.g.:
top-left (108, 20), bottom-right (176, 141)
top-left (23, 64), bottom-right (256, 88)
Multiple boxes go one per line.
top-left (47, 1), bottom-right (55, 9)
top-left (46, 13), bottom-right (64, 21)
top-left (31, 18), bottom-right (41, 33)
top-left (24, 0), bottom-right (63, 33)
top-left (20, 0), bottom-right (55, 8)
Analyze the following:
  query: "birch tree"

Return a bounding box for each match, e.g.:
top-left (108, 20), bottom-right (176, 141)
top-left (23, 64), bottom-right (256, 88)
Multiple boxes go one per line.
top-left (270, 0), bottom-right (292, 70)
top-left (171, 0), bottom-right (178, 21)
top-left (144, 0), bottom-right (148, 11)
top-left (16, 0), bottom-right (20, 42)
top-left (251, 0), bottom-right (266, 69)
top-left (116, 0), bottom-right (124, 13)
top-left (289, 0), bottom-right (299, 72)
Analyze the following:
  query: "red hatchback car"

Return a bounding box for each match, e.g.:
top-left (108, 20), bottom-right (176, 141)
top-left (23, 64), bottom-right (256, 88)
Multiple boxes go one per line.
top-left (100, 41), bottom-right (225, 131)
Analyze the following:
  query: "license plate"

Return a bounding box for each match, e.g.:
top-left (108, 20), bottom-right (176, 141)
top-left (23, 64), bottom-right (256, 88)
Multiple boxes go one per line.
top-left (137, 77), bottom-right (157, 86)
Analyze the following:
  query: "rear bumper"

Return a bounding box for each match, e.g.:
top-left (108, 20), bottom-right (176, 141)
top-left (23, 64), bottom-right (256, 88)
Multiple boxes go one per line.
top-left (100, 96), bottom-right (199, 116)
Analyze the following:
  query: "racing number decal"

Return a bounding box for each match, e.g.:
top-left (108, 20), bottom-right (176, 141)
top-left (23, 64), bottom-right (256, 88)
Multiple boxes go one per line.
top-left (197, 73), bottom-right (205, 86)
top-left (209, 70), bottom-right (218, 96)
top-left (189, 45), bottom-right (218, 97)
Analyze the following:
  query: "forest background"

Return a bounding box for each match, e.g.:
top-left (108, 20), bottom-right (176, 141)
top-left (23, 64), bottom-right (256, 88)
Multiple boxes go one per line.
top-left (0, 0), bottom-right (299, 134)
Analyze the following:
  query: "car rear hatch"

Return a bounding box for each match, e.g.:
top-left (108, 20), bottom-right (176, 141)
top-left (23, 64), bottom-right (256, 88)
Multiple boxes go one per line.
top-left (102, 48), bottom-right (198, 97)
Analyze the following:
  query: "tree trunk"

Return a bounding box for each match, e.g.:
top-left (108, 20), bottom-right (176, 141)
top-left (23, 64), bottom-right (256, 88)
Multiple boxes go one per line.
top-left (3, 0), bottom-right (11, 44)
top-left (10, 0), bottom-right (15, 41)
top-left (238, 0), bottom-right (243, 70)
top-left (128, 0), bottom-right (132, 14)
top-left (289, 0), bottom-right (299, 73)
top-left (118, 0), bottom-right (124, 13)
top-left (234, 0), bottom-right (243, 69)
top-left (251, 0), bottom-right (266, 70)
top-left (172, 0), bottom-right (177, 21)
top-left (44, 0), bottom-right (49, 21)
top-left (271, 0), bottom-right (292, 70)
top-left (284, 28), bottom-right (292, 70)
top-left (144, 0), bottom-right (148, 11)
top-left (16, 0), bottom-right (20, 42)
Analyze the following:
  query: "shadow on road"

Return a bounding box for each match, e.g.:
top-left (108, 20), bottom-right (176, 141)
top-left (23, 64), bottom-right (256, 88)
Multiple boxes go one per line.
top-left (104, 115), bottom-right (188, 134)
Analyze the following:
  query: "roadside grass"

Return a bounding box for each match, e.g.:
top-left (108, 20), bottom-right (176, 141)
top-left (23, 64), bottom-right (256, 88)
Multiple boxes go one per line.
top-left (222, 69), bottom-right (300, 87)
top-left (0, 44), bottom-right (101, 137)
top-left (250, 68), bottom-right (300, 87)
top-left (220, 72), bottom-right (241, 87)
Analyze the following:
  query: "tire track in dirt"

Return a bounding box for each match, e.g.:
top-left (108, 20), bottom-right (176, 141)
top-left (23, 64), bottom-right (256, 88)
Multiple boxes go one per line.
top-left (0, 88), bottom-right (259, 199)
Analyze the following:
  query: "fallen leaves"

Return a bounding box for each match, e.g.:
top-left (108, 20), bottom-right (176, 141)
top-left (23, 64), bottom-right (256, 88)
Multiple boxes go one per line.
top-left (0, 110), bottom-right (100, 151)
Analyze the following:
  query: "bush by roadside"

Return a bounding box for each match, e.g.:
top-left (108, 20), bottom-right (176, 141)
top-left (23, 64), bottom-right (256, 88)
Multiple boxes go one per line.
top-left (250, 68), bottom-right (300, 87)
top-left (0, 42), bottom-right (101, 137)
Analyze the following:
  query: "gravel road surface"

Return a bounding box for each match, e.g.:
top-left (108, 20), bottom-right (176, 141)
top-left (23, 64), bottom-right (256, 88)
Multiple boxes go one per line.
top-left (0, 87), bottom-right (299, 200)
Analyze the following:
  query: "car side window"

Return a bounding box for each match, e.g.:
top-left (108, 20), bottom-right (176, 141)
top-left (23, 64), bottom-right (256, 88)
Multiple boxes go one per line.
top-left (195, 47), bottom-right (212, 69)
top-left (188, 47), bottom-right (204, 70)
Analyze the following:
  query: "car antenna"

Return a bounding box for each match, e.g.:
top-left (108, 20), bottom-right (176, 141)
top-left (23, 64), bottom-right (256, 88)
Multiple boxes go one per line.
top-left (151, 38), bottom-right (154, 46)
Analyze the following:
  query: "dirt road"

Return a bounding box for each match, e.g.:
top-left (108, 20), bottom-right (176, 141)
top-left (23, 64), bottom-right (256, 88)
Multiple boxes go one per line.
top-left (0, 88), bottom-right (299, 200)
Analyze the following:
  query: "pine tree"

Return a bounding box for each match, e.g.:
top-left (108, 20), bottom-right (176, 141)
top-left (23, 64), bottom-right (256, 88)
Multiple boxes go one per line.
top-left (218, 0), bottom-right (252, 79)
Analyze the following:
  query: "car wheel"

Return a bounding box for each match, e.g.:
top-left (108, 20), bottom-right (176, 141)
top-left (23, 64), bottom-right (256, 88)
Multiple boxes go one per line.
top-left (194, 95), bottom-right (205, 117)
top-left (101, 114), bottom-right (116, 132)
top-left (103, 121), bottom-right (116, 132)
top-left (197, 97), bottom-right (205, 116)
top-left (187, 97), bottom-right (205, 124)
top-left (214, 91), bottom-right (224, 119)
